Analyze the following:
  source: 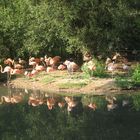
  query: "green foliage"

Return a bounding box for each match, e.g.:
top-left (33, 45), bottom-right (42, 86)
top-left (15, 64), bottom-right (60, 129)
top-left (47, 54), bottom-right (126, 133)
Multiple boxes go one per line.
top-left (131, 64), bottom-right (140, 86)
top-left (58, 82), bottom-right (87, 89)
top-left (81, 58), bottom-right (108, 78)
top-left (41, 75), bottom-right (55, 84)
top-left (0, 0), bottom-right (140, 58)
top-left (115, 64), bottom-right (140, 89)
top-left (115, 77), bottom-right (133, 89)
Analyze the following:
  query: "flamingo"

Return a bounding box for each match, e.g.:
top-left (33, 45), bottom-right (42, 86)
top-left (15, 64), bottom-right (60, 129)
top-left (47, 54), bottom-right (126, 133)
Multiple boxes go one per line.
top-left (106, 62), bottom-right (116, 78)
top-left (19, 58), bottom-right (26, 64)
top-left (35, 64), bottom-right (45, 72)
top-left (46, 66), bottom-right (55, 73)
top-left (24, 69), bottom-right (38, 78)
top-left (45, 56), bottom-right (61, 68)
top-left (122, 64), bottom-right (130, 71)
top-left (0, 65), bottom-right (12, 73)
top-left (83, 52), bottom-right (92, 62)
top-left (82, 60), bottom-right (96, 71)
top-left (29, 61), bottom-right (37, 69)
top-left (49, 56), bottom-right (61, 68)
top-left (29, 57), bottom-right (41, 65)
top-left (4, 58), bottom-right (14, 66)
top-left (10, 69), bottom-right (24, 75)
top-left (106, 61), bottom-right (116, 72)
top-left (105, 57), bottom-right (112, 69)
top-left (44, 56), bottom-right (52, 66)
top-left (112, 52), bottom-right (121, 63)
top-left (31, 69), bottom-right (38, 75)
top-left (24, 71), bottom-right (32, 78)
top-left (40, 57), bottom-right (46, 67)
top-left (0, 65), bottom-right (13, 81)
top-left (58, 64), bottom-right (67, 70)
top-left (87, 64), bottom-right (96, 71)
top-left (14, 63), bottom-right (24, 69)
top-left (63, 60), bottom-right (79, 74)
top-left (0, 65), bottom-right (23, 75)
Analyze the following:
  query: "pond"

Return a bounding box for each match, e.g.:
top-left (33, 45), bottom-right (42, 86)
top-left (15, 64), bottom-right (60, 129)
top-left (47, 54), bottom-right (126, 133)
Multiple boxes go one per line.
top-left (0, 86), bottom-right (140, 140)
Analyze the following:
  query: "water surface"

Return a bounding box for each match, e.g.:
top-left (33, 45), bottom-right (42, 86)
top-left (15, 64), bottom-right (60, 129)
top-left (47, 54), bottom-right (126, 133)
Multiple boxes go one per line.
top-left (0, 86), bottom-right (140, 140)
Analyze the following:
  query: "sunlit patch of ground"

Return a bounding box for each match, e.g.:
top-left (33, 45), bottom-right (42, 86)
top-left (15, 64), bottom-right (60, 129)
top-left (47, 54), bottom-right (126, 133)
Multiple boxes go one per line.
top-left (9, 70), bottom-right (121, 95)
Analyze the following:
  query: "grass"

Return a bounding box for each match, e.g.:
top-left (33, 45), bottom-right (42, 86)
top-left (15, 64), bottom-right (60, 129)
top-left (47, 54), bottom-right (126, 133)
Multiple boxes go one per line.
top-left (58, 82), bottom-right (88, 89)
top-left (41, 75), bottom-right (55, 84)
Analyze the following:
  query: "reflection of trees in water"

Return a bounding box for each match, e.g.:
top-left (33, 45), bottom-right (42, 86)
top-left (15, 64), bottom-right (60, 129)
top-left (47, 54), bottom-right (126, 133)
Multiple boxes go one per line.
top-left (0, 96), bottom-right (140, 140)
top-left (1, 87), bottom-right (140, 140)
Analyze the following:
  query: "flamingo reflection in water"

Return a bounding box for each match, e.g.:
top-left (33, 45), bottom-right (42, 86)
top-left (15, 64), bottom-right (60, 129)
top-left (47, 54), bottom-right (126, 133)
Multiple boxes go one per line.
top-left (106, 95), bottom-right (118, 111)
top-left (46, 97), bottom-right (56, 110)
top-left (28, 95), bottom-right (44, 107)
top-left (65, 96), bottom-right (78, 112)
top-left (0, 93), bottom-right (23, 104)
top-left (58, 101), bottom-right (66, 108)
top-left (64, 96), bottom-right (83, 116)
top-left (88, 103), bottom-right (97, 111)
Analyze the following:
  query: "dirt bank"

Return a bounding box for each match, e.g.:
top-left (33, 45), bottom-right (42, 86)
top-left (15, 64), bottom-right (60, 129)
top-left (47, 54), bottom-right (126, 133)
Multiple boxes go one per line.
top-left (7, 70), bottom-right (134, 95)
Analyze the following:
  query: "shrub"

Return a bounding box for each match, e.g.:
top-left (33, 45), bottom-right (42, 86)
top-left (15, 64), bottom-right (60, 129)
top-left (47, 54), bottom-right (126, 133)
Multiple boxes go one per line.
top-left (131, 64), bottom-right (140, 86)
top-left (115, 77), bottom-right (133, 89)
top-left (81, 58), bottom-right (108, 78)
top-left (115, 64), bottom-right (140, 89)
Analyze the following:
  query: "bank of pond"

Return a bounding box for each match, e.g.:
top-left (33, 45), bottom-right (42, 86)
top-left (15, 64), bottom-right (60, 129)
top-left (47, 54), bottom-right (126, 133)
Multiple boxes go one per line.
top-left (0, 86), bottom-right (140, 140)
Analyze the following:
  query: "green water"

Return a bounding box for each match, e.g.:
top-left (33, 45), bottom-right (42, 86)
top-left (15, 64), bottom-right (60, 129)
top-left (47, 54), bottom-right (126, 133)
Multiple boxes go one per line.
top-left (0, 86), bottom-right (140, 140)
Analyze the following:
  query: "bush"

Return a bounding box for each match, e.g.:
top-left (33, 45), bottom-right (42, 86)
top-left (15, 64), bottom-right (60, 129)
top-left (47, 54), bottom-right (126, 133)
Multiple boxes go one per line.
top-left (131, 64), bottom-right (140, 87)
top-left (115, 77), bottom-right (133, 89)
top-left (81, 58), bottom-right (108, 78)
top-left (115, 64), bottom-right (140, 89)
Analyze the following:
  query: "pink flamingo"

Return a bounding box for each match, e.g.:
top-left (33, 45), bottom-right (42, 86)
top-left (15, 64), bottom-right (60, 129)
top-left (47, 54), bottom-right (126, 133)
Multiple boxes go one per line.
top-left (29, 61), bottom-right (37, 69)
top-left (0, 65), bottom-right (13, 81)
top-left (58, 64), bottom-right (67, 70)
top-left (0, 65), bottom-right (23, 75)
top-left (0, 65), bottom-right (12, 73)
top-left (10, 69), bottom-right (24, 75)
top-left (4, 58), bottom-right (14, 66)
top-left (24, 69), bottom-right (38, 78)
top-left (35, 64), bottom-right (45, 72)
top-left (14, 63), bottom-right (24, 69)
top-left (45, 56), bottom-right (61, 68)
top-left (63, 60), bottom-right (79, 74)
top-left (46, 66), bottom-right (55, 73)
top-left (29, 57), bottom-right (41, 64)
